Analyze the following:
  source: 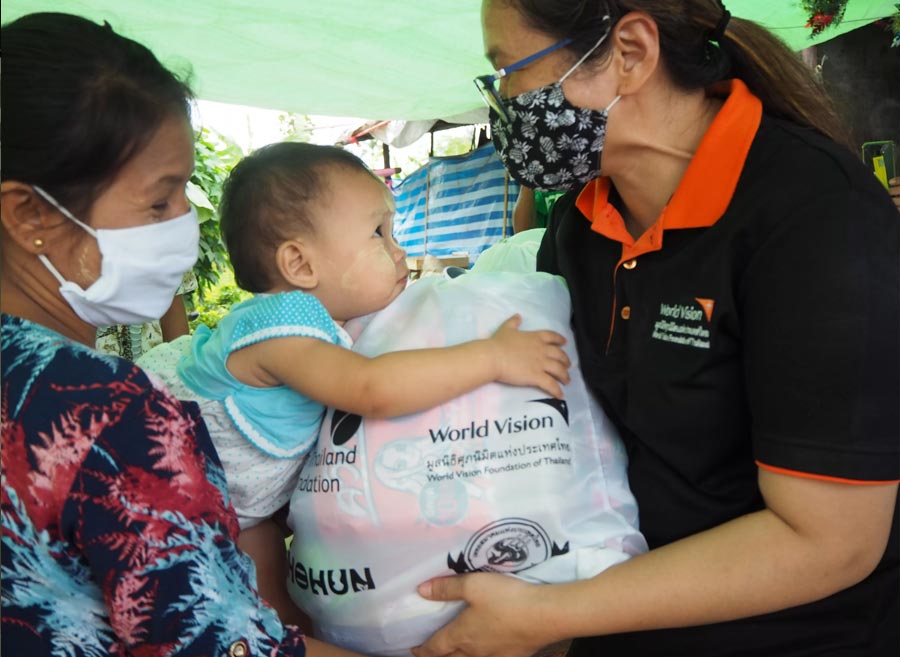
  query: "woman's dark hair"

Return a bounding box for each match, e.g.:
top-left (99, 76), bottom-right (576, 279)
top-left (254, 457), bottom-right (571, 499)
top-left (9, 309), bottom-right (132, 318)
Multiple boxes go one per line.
top-left (505, 0), bottom-right (852, 148)
top-left (220, 142), bottom-right (373, 293)
top-left (1, 12), bottom-right (194, 217)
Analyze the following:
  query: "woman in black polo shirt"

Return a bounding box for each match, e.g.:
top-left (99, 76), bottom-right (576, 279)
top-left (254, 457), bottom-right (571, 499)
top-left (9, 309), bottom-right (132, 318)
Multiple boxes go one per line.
top-left (413, 2), bottom-right (899, 656)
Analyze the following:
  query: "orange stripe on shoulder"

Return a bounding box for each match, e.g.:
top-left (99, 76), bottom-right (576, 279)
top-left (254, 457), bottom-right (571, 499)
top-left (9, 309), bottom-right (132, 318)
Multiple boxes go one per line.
top-left (756, 461), bottom-right (900, 486)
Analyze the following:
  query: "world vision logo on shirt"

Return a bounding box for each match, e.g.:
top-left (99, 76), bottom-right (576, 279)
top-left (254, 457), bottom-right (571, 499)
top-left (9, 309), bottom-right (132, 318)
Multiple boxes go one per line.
top-left (695, 297), bottom-right (715, 322)
top-left (650, 298), bottom-right (714, 349)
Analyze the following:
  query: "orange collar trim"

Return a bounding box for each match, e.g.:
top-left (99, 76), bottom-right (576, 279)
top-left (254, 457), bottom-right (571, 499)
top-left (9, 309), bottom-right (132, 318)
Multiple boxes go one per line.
top-left (576, 79), bottom-right (763, 260)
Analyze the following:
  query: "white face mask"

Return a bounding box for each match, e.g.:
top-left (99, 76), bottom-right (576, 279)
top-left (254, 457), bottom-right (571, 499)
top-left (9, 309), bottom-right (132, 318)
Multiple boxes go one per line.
top-left (33, 185), bottom-right (200, 327)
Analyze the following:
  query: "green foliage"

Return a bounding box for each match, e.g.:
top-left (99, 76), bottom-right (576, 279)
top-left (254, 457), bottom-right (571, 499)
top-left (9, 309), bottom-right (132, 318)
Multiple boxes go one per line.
top-left (279, 112), bottom-right (315, 142)
top-left (437, 132), bottom-right (480, 157)
top-left (188, 268), bottom-right (252, 331)
top-left (186, 126), bottom-right (245, 330)
top-left (190, 126), bottom-right (244, 296)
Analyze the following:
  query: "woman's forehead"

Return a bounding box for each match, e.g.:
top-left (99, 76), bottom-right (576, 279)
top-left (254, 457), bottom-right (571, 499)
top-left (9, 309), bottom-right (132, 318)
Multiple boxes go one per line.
top-left (115, 115), bottom-right (194, 191)
top-left (481, 0), bottom-right (554, 66)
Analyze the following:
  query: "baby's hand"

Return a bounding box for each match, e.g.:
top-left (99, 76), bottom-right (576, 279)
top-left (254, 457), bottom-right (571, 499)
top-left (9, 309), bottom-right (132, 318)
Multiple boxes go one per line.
top-left (489, 314), bottom-right (571, 398)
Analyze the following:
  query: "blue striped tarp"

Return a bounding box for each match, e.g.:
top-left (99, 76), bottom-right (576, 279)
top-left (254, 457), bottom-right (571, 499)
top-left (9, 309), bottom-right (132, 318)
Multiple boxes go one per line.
top-left (392, 142), bottom-right (521, 262)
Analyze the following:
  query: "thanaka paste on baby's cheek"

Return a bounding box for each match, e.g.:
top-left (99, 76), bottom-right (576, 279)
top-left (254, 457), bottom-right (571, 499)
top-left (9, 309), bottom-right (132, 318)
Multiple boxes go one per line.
top-left (340, 242), bottom-right (396, 293)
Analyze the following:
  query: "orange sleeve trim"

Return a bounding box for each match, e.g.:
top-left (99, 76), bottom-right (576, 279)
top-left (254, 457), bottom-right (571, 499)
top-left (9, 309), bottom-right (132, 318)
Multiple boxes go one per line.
top-left (756, 461), bottom-right (900, 486)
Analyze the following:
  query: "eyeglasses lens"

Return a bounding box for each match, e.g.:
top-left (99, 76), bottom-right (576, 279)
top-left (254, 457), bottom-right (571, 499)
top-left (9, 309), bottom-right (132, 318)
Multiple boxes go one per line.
top-left (474, 76), bottom-right (510, 124)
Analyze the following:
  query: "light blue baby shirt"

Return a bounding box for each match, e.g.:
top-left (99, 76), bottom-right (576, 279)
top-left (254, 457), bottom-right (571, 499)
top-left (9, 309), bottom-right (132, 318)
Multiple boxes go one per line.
top-left (177, 291), bottom-right (352, 458)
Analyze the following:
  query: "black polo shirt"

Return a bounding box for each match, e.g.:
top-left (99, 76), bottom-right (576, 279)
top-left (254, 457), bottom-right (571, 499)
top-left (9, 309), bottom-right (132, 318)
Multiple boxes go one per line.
top-left (538, 80), bottom-right (900, 656)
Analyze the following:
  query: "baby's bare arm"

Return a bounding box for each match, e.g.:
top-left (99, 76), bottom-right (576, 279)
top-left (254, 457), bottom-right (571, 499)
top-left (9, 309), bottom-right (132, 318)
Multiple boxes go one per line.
top-left (242, 315), bottom-right (570, 418)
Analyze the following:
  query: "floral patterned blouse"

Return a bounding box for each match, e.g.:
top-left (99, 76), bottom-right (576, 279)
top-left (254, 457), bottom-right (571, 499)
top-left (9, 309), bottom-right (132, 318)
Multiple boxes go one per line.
top-left (1, 314), bottom-right (307, 656)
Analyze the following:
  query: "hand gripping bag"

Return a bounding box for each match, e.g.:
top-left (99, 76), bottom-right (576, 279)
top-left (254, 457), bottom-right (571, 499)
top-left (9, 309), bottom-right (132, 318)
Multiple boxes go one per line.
top-left (287, 271), bottom-right (647, 656)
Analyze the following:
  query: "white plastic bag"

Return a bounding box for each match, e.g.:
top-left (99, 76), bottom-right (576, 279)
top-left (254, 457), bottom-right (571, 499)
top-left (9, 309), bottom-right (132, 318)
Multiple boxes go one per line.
top-left (470, 228), bottom-right (545, 274)
top-left (287, 271), bottom-right (646, 656)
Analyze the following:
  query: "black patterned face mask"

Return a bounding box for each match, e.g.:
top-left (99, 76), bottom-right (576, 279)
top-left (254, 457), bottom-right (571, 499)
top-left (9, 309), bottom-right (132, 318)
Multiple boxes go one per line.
top-left (487, 25), bottom-right (619, 192)
top-left (490, 86), bottom-right (620, 191)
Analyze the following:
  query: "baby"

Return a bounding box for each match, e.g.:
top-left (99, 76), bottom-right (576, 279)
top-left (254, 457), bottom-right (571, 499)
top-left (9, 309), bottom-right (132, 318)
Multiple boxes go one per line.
top-left (140, 142), bottom-right (570, 624)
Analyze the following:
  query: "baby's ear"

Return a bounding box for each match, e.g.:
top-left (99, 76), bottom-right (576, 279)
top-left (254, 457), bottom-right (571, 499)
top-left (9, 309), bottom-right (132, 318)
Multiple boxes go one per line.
top-left (276, 239), bottom-right (318, 290)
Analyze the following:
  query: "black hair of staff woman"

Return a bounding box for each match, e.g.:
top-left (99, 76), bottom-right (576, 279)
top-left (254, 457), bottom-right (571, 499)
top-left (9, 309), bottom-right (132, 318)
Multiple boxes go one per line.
top-left (413, 1), bottom-right (899, 656)
top-left (0, 12), bottom-right (364, 657)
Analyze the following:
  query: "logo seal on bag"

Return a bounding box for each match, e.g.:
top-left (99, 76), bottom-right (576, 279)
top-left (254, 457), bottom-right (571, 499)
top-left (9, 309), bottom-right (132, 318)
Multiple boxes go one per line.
top-left (448, 517), bottom-right (569, 574)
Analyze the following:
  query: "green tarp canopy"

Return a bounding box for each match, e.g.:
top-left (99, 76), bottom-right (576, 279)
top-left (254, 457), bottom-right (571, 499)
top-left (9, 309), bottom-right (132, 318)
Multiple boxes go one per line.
top-left (2, 1), bottom-right (896, 120)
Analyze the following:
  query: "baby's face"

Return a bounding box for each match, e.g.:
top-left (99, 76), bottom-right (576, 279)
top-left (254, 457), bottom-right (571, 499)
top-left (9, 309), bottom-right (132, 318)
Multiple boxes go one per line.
top-left (311, 168), bottom-right (409, 322)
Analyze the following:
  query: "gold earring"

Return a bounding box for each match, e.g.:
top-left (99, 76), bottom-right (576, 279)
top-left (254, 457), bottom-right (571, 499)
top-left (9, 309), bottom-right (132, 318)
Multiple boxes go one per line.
top-left (33, 238), bottom-right (44, 249)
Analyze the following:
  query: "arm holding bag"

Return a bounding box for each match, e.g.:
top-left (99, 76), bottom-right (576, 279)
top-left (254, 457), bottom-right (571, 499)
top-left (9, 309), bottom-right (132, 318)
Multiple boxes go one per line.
top-left (287, 271), bottom-right (647, 656)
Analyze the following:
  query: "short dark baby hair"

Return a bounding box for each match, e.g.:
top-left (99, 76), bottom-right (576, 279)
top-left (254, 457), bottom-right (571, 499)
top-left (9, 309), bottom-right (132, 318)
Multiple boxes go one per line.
top-left (219, 142), bottom-right (372, 292)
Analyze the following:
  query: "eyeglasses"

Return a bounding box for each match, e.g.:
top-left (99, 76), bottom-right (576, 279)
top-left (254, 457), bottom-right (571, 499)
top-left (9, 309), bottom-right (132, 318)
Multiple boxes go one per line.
top-left (473, 38), bottom-right (574, 124)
